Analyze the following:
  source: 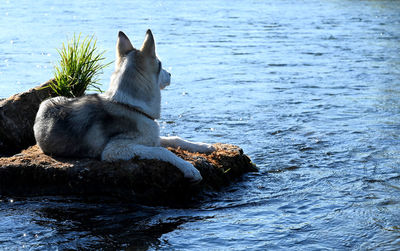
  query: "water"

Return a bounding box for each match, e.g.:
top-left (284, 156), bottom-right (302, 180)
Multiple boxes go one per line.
top-left (1, 0), bottom-right (400, 250)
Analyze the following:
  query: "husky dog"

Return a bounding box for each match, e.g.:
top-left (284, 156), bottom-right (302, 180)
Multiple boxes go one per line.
top-left (34, 30), bottom-right (214, 182)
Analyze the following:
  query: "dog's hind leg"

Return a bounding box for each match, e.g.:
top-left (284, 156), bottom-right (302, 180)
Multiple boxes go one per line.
top-left (101, 139), bottom-right (202, 183)
top-left (160, 136), bottom-right (215, 153)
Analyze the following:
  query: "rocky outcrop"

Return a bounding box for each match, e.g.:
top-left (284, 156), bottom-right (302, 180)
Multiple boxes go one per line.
top-left (0, 83), bottom-right (257, 205)
top-left (0, 80), bottom-right (56, 156)
top-left (0, 144), bottom-right (257, 205)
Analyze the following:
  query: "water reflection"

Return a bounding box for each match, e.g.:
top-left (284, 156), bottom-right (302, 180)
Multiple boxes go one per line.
top-left (2, 196), bottom-right (203, 250)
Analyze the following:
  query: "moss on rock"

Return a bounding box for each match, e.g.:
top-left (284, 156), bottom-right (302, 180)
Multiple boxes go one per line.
top-left (0, 144), bottom-right (256, 205)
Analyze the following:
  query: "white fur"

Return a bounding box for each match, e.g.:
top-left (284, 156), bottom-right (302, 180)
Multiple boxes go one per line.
top-left (101, 30), bottom-right (214, 183)
top-left (101, 139), bottom-right (202, 181)
top-left (160, 136), bottom-right (215, 153)
top-left (159, 68), bottom-right (171, 90)
top-left (104, 59), bottom-right (162, 119)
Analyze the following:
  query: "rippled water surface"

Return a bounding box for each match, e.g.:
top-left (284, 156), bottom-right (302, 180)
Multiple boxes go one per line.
top-left (1, 0), bottom-right (400, 250)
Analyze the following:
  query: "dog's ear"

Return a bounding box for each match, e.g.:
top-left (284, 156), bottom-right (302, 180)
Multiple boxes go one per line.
top-left (140, 29), bottom-right (156, 57)
top-left (116, 31), bottom-right (134, 58)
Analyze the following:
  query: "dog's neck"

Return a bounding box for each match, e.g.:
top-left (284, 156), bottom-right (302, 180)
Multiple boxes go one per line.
top-left (111, 101), bottom-right (155, 120)
top-left (104, 62), bottom-right (161, 119)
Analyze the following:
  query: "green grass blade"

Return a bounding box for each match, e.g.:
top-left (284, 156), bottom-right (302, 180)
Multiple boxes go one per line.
top-left (51, 33), bottom-right (111, 98)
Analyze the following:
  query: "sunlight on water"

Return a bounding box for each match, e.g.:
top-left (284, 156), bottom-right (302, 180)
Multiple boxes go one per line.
top-left (1, 0), bottom-right (400, 250)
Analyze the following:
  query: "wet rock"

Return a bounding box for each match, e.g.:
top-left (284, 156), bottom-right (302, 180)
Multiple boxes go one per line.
top-left (0, 80), bottom-right (56, 156)
top-left (0, 144), bottom-right (257, 205)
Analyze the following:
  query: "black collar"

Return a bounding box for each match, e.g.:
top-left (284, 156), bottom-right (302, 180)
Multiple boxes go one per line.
top-left (112, 101), bottom-right (155, 121)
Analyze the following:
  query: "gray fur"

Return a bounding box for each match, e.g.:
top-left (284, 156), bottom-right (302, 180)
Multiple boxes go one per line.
top-left (108, 50), bottom-right (155, 104)
top-left (34, 30), bottom-right (162, 159)
top-left (34, 94), bottom-right (138, 158)
top-left (34, 30), bottom-right (211, 182)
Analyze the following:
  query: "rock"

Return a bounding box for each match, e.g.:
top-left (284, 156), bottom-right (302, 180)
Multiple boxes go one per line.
top-left (0, 80), bottom-right (56, 156)
top-left (0, 144), bottom-right (257, 205)
top-left (0, 82), bottom-right (257, 204)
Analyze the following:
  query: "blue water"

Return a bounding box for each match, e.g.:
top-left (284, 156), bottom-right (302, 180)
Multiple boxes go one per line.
top-left (1, 0), bottom-right (400, 250)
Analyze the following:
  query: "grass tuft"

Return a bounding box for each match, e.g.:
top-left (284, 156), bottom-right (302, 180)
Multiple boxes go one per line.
top-left (49, 34), bottom-right (111, 97)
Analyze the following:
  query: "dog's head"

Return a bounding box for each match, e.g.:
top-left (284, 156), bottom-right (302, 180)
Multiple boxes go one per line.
top-left (115, 30), bottom-right (171, 90)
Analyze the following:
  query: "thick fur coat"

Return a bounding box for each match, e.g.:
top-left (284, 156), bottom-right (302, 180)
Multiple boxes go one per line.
top-left (34, 30), bottom-right (214, 182)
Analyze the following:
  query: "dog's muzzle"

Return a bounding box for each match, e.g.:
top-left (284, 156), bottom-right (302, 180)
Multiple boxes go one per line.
top-left (159, 69), bottom-right (171, 89)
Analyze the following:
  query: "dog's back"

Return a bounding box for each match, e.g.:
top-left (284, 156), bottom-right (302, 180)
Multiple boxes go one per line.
top-left (34, 94), bottom-right (136, 158)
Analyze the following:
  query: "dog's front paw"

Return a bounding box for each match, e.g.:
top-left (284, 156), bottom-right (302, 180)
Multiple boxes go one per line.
top-left (195, 143), bottom-right (216, 154)
top-left (186, 142), bottom-right (216, 154)
top-left (186, 167), bottom-right (203, 184)
top-left (177, 161), bottom-right (203, 184)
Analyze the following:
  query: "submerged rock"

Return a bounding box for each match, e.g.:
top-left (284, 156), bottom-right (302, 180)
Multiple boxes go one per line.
top-left (0, 80), bottom-right (56, 156)
top-left (0, 144), bottom-right (257, 205)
